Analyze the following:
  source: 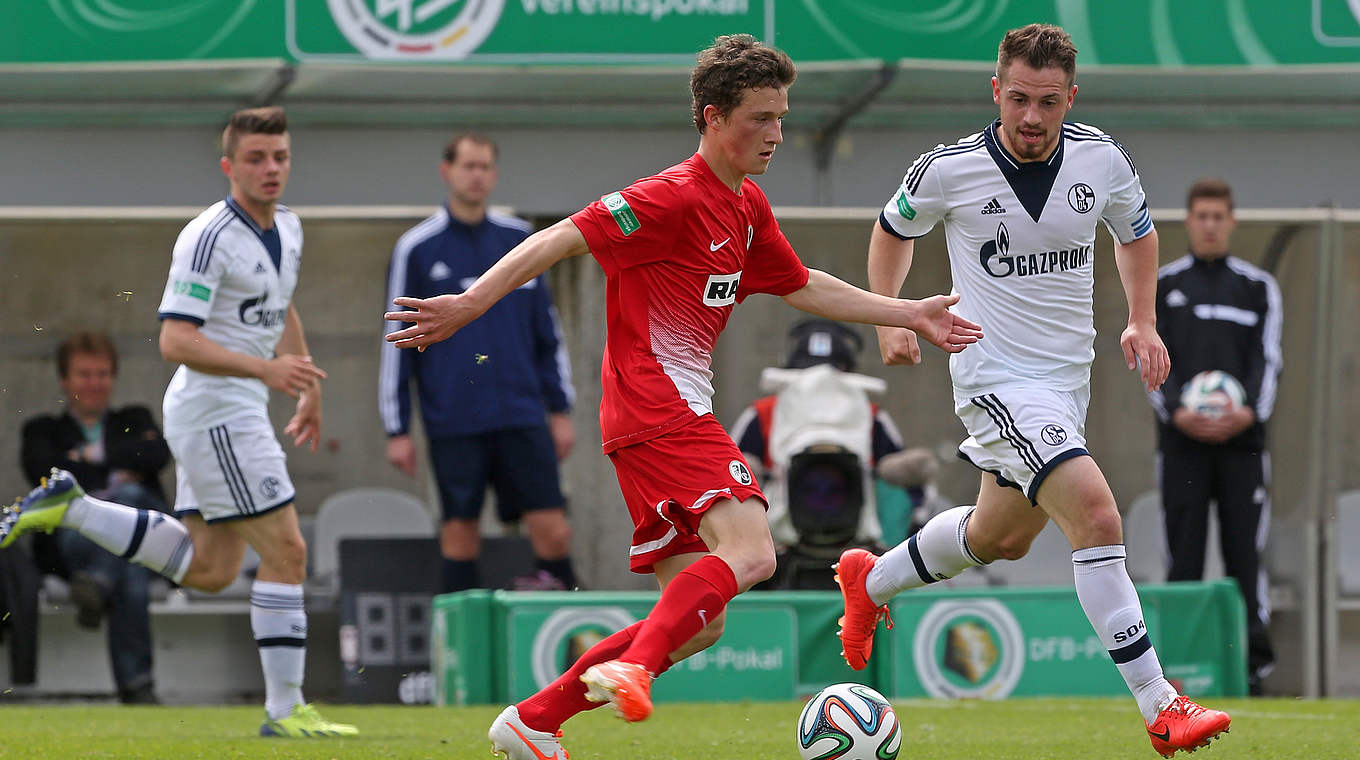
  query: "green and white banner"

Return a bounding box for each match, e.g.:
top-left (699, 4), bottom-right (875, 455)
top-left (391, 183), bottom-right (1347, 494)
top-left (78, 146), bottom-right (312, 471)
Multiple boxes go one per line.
top-left (503, 602), bottom-right (797, 703)
top-left (431, 582), bottom-right (1245, 706)
top-left (6, 1), bottom-right (1360, 65)
top-left (888, 594), bottom-right (1162, 699)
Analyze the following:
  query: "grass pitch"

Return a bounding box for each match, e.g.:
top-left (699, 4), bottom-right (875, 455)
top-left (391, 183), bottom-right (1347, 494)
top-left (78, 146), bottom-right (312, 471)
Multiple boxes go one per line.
top-left (0, 697), bottom-right (1355, 759)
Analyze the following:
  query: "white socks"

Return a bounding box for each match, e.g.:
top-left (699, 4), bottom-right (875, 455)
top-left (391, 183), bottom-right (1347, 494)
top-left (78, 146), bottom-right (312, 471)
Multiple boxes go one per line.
top-left (252, 580), bottom-right (307, 721)
top-left (866, 505), bottom-right (985, 606)
top-left (62, 495), bottom-right (194, 584)
top-left (1072, 545), bottom-right (1177, 723)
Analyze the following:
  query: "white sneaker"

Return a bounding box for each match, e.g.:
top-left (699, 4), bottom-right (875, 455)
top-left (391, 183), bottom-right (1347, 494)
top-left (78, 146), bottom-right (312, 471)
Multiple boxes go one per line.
top-left (489, 705), bottom-right (570, 760)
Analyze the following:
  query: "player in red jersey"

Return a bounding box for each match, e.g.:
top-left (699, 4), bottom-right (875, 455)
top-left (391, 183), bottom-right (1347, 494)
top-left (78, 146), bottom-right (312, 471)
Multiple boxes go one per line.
top-left (384, 35), bottom-right (982, 760)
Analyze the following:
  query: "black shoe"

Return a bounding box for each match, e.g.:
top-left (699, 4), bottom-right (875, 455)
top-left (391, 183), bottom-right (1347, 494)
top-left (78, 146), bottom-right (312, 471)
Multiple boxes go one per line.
top-left (67, 572), bottom-right (108, 630)
top-left (118, 683), bottom-right (159, 705)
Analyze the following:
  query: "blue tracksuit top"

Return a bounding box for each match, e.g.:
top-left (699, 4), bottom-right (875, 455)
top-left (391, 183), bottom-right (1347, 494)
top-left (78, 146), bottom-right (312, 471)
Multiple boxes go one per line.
top-left (379, 206), bottom-right (574, 438)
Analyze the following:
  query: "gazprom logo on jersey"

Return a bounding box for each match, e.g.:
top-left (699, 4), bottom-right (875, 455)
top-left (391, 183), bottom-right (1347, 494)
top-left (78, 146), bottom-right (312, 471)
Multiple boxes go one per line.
top-left (239, 291), bottom-right (288, 327)
top-left (703, 271), bottom-right (742, 306)
top-left (979, 222), bottom-right (1090, 279)
top-left (325, 0), bottom-right (505, 60)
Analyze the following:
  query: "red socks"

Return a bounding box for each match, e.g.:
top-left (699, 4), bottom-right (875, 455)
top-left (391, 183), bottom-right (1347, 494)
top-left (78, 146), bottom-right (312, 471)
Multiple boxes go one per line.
top-left (621, 555), bottom-right (738, 675)
top-left (515, 555), bottom-right (738, 733)
top-left (518, 621), bottom-right (643, 731)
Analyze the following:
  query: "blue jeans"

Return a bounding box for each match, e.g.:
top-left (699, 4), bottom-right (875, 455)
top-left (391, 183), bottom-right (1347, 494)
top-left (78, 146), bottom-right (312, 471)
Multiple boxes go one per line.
top-left (55, 482), bottom-right (163, 693)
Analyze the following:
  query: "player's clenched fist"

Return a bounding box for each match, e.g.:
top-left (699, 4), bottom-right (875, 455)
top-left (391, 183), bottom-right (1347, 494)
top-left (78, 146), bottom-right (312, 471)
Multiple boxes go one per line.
top-left (876, 326), bottom-right (922, 365)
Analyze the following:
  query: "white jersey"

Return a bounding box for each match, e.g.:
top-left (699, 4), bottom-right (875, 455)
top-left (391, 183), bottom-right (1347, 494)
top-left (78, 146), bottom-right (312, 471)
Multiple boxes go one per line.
top-left (157, 198), bottom-right (303, 435)
top-left (880, 120), bottom-right (1153, 394)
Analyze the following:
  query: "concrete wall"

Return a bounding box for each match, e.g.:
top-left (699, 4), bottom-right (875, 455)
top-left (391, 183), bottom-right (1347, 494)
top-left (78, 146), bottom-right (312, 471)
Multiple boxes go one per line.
top-left (2, 123), bottom-right (1359, 212)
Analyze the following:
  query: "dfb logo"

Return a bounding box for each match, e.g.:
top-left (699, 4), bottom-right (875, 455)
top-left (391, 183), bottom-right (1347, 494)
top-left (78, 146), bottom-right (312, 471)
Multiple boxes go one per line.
top-left (703, 272), bottom-right (742, 307)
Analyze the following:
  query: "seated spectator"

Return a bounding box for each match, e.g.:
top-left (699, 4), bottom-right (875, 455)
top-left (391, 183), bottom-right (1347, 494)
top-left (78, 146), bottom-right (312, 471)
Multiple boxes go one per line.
top-left (20, 332), bottom-right (170, 704)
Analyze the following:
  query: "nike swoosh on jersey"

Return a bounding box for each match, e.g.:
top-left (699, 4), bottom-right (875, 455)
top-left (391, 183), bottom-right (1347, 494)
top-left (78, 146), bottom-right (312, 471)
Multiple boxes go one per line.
top-left (709, 238), bottom-right (731, 251)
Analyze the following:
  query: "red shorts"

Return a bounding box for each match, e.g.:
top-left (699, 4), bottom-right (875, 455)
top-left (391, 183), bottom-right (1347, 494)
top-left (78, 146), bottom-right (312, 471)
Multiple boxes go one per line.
top-left (607, 414), bottom-right (767, 574)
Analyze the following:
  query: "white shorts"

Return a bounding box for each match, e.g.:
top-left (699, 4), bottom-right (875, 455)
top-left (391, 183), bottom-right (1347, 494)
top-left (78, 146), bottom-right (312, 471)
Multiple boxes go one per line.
top-left (166, 416), bottom-right (296, 523)
top-left (955, 385), bottom-right (1090, 503)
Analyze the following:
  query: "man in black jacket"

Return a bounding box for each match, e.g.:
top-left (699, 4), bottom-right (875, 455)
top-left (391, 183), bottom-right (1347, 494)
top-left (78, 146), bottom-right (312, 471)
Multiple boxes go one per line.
top-left (1148, 179), bottom-right (1282, 695)
top-left (20, 332), bottom-right (170, 703)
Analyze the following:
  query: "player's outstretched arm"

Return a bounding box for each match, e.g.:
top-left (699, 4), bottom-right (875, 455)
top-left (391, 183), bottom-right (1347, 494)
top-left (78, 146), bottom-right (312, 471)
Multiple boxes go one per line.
top-left (1113, 229), bottom-right (1169, 392)
top-left (781, 269), bottom-right (982, 353)
top-left (384, 218), bottom-right (590, 351)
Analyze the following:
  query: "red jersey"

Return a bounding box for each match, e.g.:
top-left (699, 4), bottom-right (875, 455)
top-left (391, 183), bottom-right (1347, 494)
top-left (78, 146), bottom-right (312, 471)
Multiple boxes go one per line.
top-left (570, 153), bottom-right (810, 452)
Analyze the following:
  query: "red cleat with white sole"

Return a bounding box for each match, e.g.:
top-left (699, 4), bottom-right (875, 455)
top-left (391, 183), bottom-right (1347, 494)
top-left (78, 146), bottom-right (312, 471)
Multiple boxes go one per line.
top-left (834, 548), bottom-right (893, 671)
top-left (580, 660), bottom-right (653, 723)
top-left (1146, 695), bottom-right (1231, 757)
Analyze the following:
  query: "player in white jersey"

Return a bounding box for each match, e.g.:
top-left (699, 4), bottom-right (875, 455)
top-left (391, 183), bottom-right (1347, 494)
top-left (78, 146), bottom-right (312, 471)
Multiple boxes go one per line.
top-left (0, 107), bottom-right (355, 738)
top-left (832, 25), bottom-right (1230, 758)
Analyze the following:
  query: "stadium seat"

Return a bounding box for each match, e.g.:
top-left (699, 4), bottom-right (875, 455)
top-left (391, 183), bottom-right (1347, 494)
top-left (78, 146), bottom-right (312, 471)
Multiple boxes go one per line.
top-left (311, 488), bottom-right (436, 593)
top-left (1337, 490), bottom-right (1360, 596)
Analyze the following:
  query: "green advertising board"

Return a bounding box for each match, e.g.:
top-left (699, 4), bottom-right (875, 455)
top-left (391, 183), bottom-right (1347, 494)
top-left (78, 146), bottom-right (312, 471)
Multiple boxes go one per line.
top-left (6, 2), bottom-right (1360, 65)
top-left (885, 582), bottom-right (1246, 700)
top-left (502, 599), bottom-right (796, 703)
top-left (888, 589), bottom-right (1162, 699)
top-left (431, 582), bottom-right (1245, 706)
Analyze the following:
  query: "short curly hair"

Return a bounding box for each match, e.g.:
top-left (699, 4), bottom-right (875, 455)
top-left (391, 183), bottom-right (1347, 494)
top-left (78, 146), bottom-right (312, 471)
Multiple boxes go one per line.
top-left (690, 34), bottom-right (796, 133)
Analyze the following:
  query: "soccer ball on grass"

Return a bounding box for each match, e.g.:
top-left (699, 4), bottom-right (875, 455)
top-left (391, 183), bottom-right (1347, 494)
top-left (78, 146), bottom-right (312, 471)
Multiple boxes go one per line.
top-left (796, 682), bottom-right (900, 760)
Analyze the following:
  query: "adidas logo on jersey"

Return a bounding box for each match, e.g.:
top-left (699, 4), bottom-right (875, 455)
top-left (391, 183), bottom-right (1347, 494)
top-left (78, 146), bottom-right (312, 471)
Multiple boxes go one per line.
top-left (980, 198), bottom-right (1007, 215)
top-left (429, 261), bottom-right (452, 281)
top-left (254, 261), bottom-right (268, 274)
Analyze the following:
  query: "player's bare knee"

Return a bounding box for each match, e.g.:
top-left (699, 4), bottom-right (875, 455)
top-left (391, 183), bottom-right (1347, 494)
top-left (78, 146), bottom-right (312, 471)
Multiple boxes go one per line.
top-left (257, 535), bottom-right (307, 581)
top-left (735, 548), bottom-right (777, 589)
top-left (187, 564), bottom-right (238, 593)
top-left (1086, 510), bottom-right (1124, 545)
top-left (990, 530), bottom-right (1038, 561)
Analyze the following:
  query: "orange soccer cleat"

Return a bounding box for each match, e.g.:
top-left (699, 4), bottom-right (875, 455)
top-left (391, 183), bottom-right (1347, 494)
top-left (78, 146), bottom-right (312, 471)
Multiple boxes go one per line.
top-left (1146, 695), bottom-right (1231, 757)
top-left (580, 660), bottom-right (653, 723)
top-left (834, 548), bottom-right (893, 671)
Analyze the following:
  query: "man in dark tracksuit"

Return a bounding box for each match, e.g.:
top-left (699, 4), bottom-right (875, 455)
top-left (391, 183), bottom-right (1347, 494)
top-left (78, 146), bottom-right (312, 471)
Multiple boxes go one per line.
top-left (1147, 179), bottom-right (1281, 694)
top-left (380, 133), bottom-right (577, 593)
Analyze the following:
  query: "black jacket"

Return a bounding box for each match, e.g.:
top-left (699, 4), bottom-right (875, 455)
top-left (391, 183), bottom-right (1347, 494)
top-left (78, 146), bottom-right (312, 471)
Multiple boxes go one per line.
top-left (21, 405), bottom-right (171, 503)
top-left (1150, 253), bottom-right (1282, 451)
